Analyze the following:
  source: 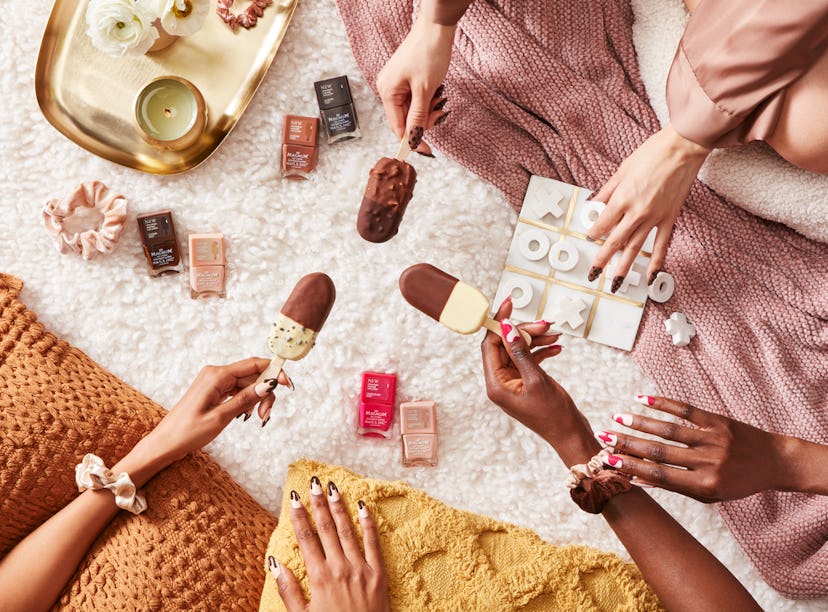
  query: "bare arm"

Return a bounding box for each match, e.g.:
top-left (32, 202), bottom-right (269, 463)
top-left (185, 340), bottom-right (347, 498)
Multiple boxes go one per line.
top-left (0, 358), bottom-right (286, 612)
top-left (483, 303), bottom-right (760, 611)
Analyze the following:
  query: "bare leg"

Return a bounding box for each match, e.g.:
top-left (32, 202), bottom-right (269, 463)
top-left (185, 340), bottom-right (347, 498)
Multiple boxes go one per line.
top-left (766, 47), bottom-right (828, 174)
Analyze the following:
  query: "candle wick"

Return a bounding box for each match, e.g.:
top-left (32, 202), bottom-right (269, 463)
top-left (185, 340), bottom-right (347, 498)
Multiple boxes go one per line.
top-left (164, 107), bottom-right (173, 118)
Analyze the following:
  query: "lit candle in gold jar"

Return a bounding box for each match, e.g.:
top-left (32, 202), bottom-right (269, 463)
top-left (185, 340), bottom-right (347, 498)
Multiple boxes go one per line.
top-left (134, 76), bottom-right (206, 150)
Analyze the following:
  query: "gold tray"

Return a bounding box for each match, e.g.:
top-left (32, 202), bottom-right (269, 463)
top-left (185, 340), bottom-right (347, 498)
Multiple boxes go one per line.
top-left (35, 0), bottom-right (298, 174)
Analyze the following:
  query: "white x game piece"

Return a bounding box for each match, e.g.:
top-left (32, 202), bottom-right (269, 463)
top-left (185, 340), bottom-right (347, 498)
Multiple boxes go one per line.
top-left (664, 312), bottom-right (696, 347)
top-left (529, 187), bottom-right (565, 220)
top-left (548, 296), bottom-right (588, 329)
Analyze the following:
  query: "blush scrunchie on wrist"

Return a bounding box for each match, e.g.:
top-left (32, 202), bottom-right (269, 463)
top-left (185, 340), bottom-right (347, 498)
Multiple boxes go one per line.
top-left (566, 449), bottom-right (633, 514)
top-left (75, 454), bottom-right (147, 515)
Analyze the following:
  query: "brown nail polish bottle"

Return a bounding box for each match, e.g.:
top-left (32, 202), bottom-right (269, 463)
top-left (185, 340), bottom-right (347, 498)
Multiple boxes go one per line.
top-left (314, 75), bottom-right (361, 144)
top-left (137, 209), bottom-right (182, 276)
top-left (281, 115), bottom-right (319, 180)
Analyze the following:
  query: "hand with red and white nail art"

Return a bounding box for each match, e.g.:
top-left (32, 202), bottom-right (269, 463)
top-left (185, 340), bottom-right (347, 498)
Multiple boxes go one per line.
top-left (270, 479), bottom-right (390, 612)
top-left (376, 2), bottom-right (464, 157)
top-left (586, 124), bottom-right (711, 289)
top-left (480, 299), bottom-right (601, 465)
top-left (598, 395), bottom-right (828, 502)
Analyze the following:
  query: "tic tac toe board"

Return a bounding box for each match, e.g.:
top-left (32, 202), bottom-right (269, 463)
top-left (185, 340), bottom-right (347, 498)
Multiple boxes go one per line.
top-left (493, 176), bottom-right (656, 352)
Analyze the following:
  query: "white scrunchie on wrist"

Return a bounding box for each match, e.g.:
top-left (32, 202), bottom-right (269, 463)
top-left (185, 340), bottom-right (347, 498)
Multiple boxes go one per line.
top-left (75, 454), bottom-right (147, 515)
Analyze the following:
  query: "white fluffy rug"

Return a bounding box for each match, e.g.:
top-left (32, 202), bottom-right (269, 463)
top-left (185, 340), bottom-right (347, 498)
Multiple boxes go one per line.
top-left (2, 1), bottom-right (825, 609)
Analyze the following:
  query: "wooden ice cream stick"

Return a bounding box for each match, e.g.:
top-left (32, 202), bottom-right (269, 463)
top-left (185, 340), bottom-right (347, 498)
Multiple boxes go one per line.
top-left (254, 356), bottom-right (287, 387)
top-left (482, 317), bottom-right (533, 345)
top-left (395, 135), bottom-right (411, 162)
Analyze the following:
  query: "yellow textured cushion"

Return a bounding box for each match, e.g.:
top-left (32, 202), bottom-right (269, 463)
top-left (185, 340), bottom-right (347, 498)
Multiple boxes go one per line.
top-left (261, 459), bottom-right (662, 611)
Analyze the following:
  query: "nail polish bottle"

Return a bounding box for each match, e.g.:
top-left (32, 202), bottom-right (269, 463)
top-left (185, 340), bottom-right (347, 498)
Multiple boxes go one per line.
top-left (357, 371), bottom-right (396, 438)
top-left (314, 75), bottom-right (361, 144)
top-left (188, 232), bottom-right (226, 299)
top-left (400, 401), bottom-right (438, 467)
top-left (281, 115), bottom-right (319, 180)
top-left (137, 209), bottom-right (182, 276)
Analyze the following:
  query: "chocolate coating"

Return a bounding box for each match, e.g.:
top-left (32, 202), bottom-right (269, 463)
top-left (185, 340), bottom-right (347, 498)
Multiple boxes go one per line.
top-left (398, 263), bottom-right (458, 321)
top-left (280, 272), bottom-right (336, 332)
top-left (357, 157), bottom-right (417, 243)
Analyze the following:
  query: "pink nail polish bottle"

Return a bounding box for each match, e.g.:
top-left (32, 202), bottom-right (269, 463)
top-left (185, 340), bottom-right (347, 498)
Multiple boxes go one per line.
top-left (357, 372), bottom-right (396, 438)
top-left (401, 401), bottom-right (438, 467)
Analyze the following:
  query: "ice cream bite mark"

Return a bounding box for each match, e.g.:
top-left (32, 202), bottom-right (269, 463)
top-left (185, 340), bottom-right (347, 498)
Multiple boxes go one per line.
top-left (635, 394), bottom-right (655, 406)
top-left (268, 555), bottom-right (281, 580)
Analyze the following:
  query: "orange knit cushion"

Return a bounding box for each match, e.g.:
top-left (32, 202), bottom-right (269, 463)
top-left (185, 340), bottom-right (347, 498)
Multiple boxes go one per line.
top-left (0, 274), bottom-right (276, 610)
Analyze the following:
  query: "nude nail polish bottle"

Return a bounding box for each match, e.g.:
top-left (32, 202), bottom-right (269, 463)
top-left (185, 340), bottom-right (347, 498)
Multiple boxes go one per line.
top-left (400, 400), bottom-right (438, 467)
top-left (357, 371), bottom-right (396, 438)
top-left (188, 232), bottom-right (226, 299)
top-left (281, 115), bottom-right (319, 180)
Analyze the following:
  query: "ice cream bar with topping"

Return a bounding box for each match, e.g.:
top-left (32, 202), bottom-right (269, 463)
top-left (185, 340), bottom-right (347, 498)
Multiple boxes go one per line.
top-left (257, 272), bottom-right (336, 384)
top-left (399, 263), bottom-right (530, 342)
top-left (357, 157), bottom-right (417, 243)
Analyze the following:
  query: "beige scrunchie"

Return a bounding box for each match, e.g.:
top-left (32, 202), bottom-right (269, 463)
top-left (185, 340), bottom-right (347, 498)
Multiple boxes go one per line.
top-left (42, 181), bottom-right (128, 261)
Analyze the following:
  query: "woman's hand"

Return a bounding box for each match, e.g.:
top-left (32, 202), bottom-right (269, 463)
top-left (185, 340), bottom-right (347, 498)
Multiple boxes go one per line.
top-left (596, 395), bottom-right (821, 502)
top-left (586, 124), bottom-right (711, 290)
top-left (132, 358), bottom-right (290, 480)
top-left (481, 298), bottom-right (601, 465)
top-left (376, 15), bottom-right (454, 156)
top-left (271, 478), bottom-right (390, 612)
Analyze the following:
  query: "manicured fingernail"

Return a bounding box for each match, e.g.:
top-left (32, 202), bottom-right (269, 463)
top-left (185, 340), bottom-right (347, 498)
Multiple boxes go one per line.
top-left (416, 151), bottom-right (436, 158)
top-left (611, 275), bottom-right (624, 294)
top-left (500, 318), bottom-right (520, 343)
top-left (290, 490), bottom-right (302, 508)
top-left (408, 125), bottom-right (424, 150)
top-left (588, 266), bottom-right (602, 282)
top-left (243, 412), bottom-right (251, 422)
top-left (286, 374), bottom-right (295, 392)
top-left (235, 413), bottom-right (244, 420)
top-left (357, 500), bottom-right (369, 519)
top-left (612, 413), bottom-right (634, 426)
top-left (585, 236), bottom-right (596, 242)
top-left (268, 555), bottom-right (281, 579)
top-left (327, 481), bottom-right (340, 502)
top-left (434, 110), bottom-right (450, 126)
top-left (499, 294), bottom-right (512, 310)
top-left (607, 455), bottom-right (623, 468)
top-left (635, 394), bottom-right (655, 406)
top-left (434, 84), bottom-right (445, 99)
top-left (595, 431), bottom-right (618, 446)
top-left (310, 476), bottom-right (323, 496)
top-left (648, 270), bottom-right (660, 286)
top-left (433, 97), bottom-right (448, 111)
top-left (534, 319), bottom-right (553, 326)
top-left (255, 381), bottom-right (275, 397)
top-left (261, 417), bottom-right (270, 428)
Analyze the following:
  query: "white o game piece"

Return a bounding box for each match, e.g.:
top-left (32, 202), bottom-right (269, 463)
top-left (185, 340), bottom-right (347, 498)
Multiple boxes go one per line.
top-left (580, 200), bottom-right (605, 230)
top-left (664, 312), bottom-right (696, 347)
top-left (547, 296), bottom-right (588, 329)
top-left (517, 228), bottom-right (550, 261)
top-left (548, 240), bottom-right (580, 271)
top-left (504, 277), bottom-right (534, 309)
top-left (648, 271), bottom-right (675, 303)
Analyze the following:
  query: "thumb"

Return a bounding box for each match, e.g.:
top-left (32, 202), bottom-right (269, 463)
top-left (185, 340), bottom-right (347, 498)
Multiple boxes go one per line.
top-left (500, 319), bottom-right (545, 385)
top-left (269, 556), bottom-right (307, 612)
top-left (406, 86), bottom-right (433, 151)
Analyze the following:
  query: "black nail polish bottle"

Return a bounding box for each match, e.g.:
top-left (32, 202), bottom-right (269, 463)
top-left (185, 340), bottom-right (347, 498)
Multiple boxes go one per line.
top-left (313, 75), bottom-right (361, 144)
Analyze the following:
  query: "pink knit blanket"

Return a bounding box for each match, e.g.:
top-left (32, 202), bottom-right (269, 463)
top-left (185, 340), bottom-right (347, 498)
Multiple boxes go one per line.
top-left (336, 0), bottom-right (828, 598)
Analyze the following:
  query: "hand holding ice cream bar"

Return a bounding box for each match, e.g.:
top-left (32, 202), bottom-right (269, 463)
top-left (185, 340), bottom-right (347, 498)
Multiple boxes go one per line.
top-left (256, 272), bottom-right (336, 385)
top-left (399, 263), bottom-right (531, 343)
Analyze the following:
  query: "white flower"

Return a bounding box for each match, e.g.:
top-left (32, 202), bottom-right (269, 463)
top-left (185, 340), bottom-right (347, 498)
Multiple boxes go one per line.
top-left (85, 0), bottom-right (159, 57)
top-left (158, 0), bottom-right (209, 37)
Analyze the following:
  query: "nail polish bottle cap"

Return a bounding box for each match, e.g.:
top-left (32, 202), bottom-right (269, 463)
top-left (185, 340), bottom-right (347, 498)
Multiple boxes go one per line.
top-left (360, 371), bottom-right (396, 405)
top-left (189, 233), bottom-right (225, 266)
top-left (314, 75), bottom-right (353, 110)
top-left (283, 115), bottom-right (319, 148)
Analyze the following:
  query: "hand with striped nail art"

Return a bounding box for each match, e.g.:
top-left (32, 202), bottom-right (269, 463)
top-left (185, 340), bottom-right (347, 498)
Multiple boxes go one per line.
top-left (585, 124), bottom-right (711, 290)
top-left (376, 3), bottom-right (460, 157)
top-left (598, 395), bottom-right (828, 501)
top-left (270, 480), bottom-right (390, 612)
